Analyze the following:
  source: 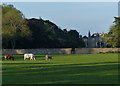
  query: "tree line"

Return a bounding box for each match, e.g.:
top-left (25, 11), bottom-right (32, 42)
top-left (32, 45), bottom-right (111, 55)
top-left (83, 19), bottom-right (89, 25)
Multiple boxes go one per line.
top-left (2, 4), bottom-right (85, 49)
top-left (2, 4), bottom-right (120, 49)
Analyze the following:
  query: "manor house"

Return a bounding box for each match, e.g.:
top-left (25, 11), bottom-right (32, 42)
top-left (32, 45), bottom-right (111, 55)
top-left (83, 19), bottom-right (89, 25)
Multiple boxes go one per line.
top-left (83, 31), bottom-right (106, 48)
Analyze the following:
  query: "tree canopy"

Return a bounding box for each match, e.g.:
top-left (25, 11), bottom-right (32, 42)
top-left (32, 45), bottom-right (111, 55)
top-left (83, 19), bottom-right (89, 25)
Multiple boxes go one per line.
top-left (27, 18), bottom-right (85, 48)
top-left (104, 17), bottom-right (120, 48)
top-left (2, 4), bottom-right (32, 49)
top-left (2, 4), bottom-right (85, 49)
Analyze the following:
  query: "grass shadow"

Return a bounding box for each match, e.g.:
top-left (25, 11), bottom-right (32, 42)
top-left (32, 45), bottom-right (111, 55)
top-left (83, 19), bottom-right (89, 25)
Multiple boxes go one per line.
top-left (2, 61), bottom-right (119, 84)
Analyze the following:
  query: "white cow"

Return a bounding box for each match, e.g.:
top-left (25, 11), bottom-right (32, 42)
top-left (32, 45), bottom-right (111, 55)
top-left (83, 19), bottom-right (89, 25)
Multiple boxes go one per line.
top-left (24, 53), bottom-right (36, 60)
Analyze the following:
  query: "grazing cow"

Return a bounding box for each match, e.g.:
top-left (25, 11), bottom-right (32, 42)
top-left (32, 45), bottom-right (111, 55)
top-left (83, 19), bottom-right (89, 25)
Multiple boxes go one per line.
top-left (4, 54), bottom-right (14, 61)
top-left (24, 53), bottom-right (36, 60)
top-left (45, 55), bottom-right (52, 60)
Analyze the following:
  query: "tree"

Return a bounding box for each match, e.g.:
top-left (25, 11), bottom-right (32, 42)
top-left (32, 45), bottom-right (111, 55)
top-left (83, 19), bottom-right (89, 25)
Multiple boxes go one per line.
top-left (104, 17), bottom-right (120, 47)
top-left (67, 30), bottom-right (85, 48)
top-left (27, 18), bottom-right (85, 48)
top-left (2, 4), bottom-right (85, 49)
top-left (2, 4), bottom-right (32, 49)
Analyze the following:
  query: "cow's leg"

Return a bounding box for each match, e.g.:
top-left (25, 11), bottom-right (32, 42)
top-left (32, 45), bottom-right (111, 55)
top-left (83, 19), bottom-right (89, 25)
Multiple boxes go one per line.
top-left (4, 56), bottom-right (7, 60)
top-left (24, 57), bottom-right (25, 60)
top-left (12, 57), bottom-right (14, 61)
top-left (33, 57), bottom-right (35, 60)
top-left (45, 55), bottom-right (48, 61)
top-left (24, 55), bottom-right (26, 60)
top-left (30, 57), bottom-right (32, 60)
top-left (48, 58), bottom-right (51, 61)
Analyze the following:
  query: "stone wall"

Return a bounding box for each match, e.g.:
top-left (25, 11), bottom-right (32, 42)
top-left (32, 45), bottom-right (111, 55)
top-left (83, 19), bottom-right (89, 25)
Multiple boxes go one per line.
top-left (2, 48), bottom-right (120, 54)
top-left (75, 48), bottom-right (119, 54)
top-left (2, 48), bottom-right (72, 54)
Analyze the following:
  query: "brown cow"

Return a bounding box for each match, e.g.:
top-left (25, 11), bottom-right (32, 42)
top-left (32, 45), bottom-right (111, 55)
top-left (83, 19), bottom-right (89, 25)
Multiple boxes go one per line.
top-left (4, 54), bottom-right (14, 61)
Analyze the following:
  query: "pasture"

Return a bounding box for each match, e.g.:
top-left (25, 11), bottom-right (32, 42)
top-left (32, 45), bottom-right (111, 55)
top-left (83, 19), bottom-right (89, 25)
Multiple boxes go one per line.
top-left (1, 53), bottom-right (119, 84)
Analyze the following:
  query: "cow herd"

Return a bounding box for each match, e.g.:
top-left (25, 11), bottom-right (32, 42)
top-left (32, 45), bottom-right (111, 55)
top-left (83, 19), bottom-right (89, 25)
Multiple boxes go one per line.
top-left (3, 54), bottom-right (52, 61)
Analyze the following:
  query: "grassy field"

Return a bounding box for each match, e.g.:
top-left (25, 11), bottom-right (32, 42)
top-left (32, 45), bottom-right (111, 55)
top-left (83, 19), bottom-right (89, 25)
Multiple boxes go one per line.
top-left (1, 53), bottom-right (119, 84)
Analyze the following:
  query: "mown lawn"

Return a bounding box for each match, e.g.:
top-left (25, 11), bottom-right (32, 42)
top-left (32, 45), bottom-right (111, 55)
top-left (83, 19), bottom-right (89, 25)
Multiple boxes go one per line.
top-left (1, 53), bottom-right (119, 84)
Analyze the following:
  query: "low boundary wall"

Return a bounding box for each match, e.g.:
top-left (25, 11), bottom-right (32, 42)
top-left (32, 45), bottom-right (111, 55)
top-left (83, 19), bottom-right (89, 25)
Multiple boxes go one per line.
top-left (2, 48), bottom-right (71, 54)
top-left (2, 48), bottom-right (120, 54)
top-left (75, 48), bottom-right (119, 54)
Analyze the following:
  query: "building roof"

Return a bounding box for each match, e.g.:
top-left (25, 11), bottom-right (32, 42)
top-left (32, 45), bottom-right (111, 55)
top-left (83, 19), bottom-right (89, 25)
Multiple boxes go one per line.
top-left (83, 36), bottom-right (88, 38)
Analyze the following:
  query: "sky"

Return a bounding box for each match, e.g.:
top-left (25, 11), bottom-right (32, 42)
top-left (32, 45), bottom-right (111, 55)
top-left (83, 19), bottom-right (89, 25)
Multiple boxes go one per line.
top-left (4, 2), bottom-right (118, 36)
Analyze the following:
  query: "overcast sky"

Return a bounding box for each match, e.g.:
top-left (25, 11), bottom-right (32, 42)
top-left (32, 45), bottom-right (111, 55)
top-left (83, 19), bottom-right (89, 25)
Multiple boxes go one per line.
top-left (4, 2), bottom-right (118, 36)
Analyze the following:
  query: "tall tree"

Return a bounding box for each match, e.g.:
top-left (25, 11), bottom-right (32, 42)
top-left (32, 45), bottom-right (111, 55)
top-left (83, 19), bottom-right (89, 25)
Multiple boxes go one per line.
top-left (2, 4), bottom-right (32, 49)
top-left (104, 17), bottom-right (120, 47)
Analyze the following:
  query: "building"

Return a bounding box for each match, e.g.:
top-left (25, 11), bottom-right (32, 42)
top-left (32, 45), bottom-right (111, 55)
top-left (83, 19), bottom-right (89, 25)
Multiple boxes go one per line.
top-left (83, 31), bottom-right (106, 48)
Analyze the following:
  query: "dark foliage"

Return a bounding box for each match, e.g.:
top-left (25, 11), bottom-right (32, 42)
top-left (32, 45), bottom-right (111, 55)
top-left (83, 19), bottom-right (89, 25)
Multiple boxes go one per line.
top-left (27, 18), bottom-right (85, 48)
top-left (2, 4), bottom-right (85, 49)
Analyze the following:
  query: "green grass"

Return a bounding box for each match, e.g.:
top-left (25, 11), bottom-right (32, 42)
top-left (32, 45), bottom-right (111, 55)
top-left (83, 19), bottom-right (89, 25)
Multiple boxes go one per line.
top-left (1, 53), bottom-right (119, 84)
